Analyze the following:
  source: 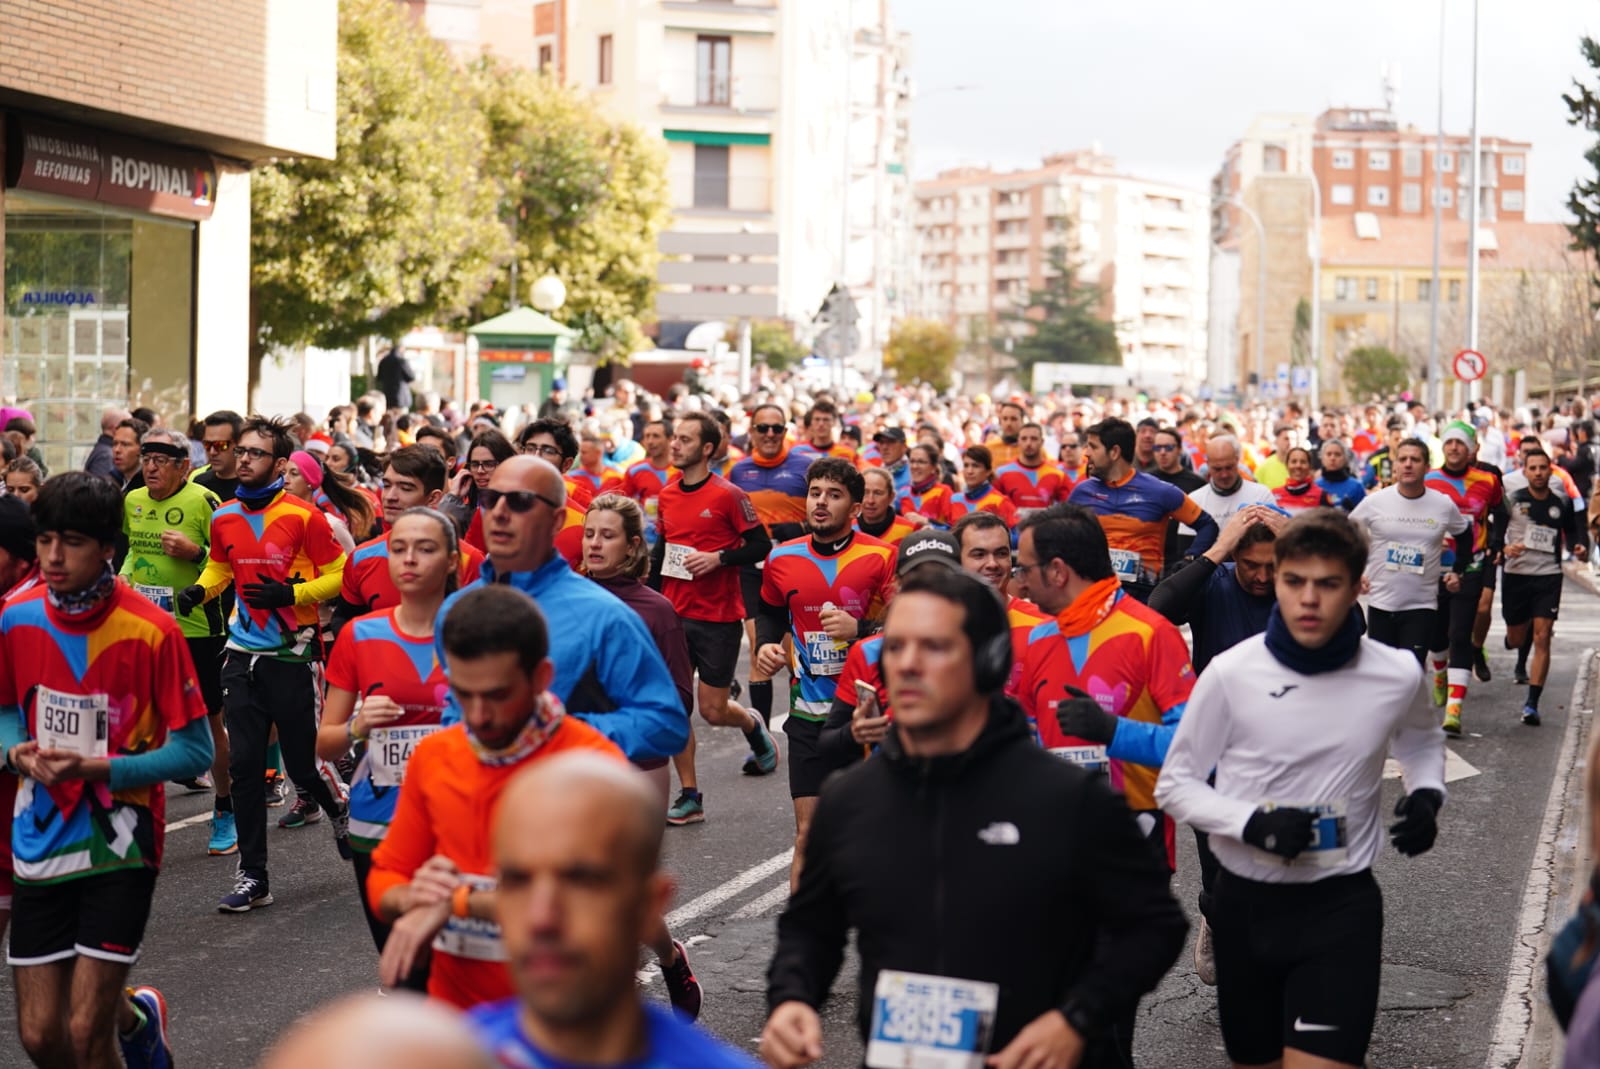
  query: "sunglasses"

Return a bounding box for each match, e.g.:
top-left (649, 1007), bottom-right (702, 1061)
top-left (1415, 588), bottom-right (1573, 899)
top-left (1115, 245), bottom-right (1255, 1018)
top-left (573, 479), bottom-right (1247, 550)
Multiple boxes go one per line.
top-left (752, 424), bottom-right (787, 435)
top-left (203, 440), bottom-right (234, 453)
top-left (1152, 444), bottom-right (1178, 453)
top-left (481, 488), bottom-right (562, 514)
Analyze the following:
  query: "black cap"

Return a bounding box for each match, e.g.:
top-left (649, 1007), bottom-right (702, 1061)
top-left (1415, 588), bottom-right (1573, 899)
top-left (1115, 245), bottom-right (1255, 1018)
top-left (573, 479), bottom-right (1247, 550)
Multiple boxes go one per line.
top-left (873, 426), bottom-right (907, 445)
top-left (895, 529), bottom-right (961, 575)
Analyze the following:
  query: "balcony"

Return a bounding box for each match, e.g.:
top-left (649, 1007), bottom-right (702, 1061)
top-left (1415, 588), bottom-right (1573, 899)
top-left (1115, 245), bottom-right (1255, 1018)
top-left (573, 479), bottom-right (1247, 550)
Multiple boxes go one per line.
top-left (660, 67), bottom-right (779, 114)
top-left (1142, 295), bottom-right (1190, 317)
top-left (993, 198), bottom-right (1031, 221)
top-left (668, 174), bottom-right (774, 215)
top-left (994, 260), bottom-right (1030, 281)
top-left (994, 229), bottom-right (1031, 250)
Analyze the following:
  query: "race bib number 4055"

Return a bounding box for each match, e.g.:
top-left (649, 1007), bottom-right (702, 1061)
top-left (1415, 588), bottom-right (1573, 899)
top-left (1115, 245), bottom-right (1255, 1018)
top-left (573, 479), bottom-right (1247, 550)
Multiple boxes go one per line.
top-left (867, 970), bottom-right (999, 1069)
top-left (35, 687), bottom-right (110, 759)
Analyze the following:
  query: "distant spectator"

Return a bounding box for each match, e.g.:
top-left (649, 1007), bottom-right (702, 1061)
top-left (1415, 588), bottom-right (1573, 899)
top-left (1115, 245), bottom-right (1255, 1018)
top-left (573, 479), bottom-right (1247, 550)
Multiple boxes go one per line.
top-left (84, 406), bottom-right (131, 479)
top-left (4, 417), bottom-right (46, 478)
top-left (112, 417), bottom-right (151, 494)
top-left (376, 346), bottom-right (416, 412)
top-left (131, 405), bottom-right (160, 428)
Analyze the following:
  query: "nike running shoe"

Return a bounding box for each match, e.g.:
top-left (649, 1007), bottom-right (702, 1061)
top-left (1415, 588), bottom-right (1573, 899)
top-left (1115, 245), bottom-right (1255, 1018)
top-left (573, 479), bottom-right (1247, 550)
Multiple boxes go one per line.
top-left (1442, 708), bottom-right (1463, 737)
top-left (208, 810), bottom-right (238, 856)
top-left (277, 795), bottom-right (322, 829)
top-left (743, 717), bottom-right (780, 776)
top-left (1193, 917), bottom-right (1217, 986)
top-left (120, 986), bottom-right (173, 1069)
top-left (218, 869), bottom-right (273, 913)
top-left (1522, 705), bottom-right (1542, 727)
top-left (329, 803), bottom-right (353, 861)
top-left (666, 791), bottom-right (705, 826)
top-left (1431, 671), bottom-right (1448, 708)
top-left (662, 940), bottom-right (704, 1020)
top-left (1473, 648), bottom-right (1492, 683)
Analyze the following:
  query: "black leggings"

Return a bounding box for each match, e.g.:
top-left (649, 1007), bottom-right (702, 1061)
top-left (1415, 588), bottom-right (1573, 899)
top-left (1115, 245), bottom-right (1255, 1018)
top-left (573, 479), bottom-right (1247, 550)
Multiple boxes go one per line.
top-left (1367, 607), bottom-right (1433, 666)
top-left (1430, 571), bottom-right (1483, 668)
top-left (351, 851), bottom-right (430, 993)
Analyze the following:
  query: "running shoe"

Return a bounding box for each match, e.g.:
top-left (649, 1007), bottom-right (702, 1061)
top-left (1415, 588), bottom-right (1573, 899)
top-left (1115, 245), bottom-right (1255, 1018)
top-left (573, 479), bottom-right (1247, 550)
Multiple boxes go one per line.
top-left (1442, 707), bottom-right (1463, 737)
top-left (1431, 670), bottom-right (1448, 708)
top-left (218, 869), bottom-right (273, 912)
top-left (120, 986), bottom-right (173, 1069)
top-left (334, 751), bottom-right (358, 785)
top-left (742, 717), bottom-right (780, 776)
top-left (1473, 648), bottom-right (1492, 683)
top-left (277, 795), bottom-right (322, 829)
top-left (264, 771), bottom-right (288, 808)
top-left (1522, 705), bottom-right (1542, 727)
top-left (329, 803), bottom-right (353, 861)
top-left (666, 791), bottom-right (705, 826)
top-left (662, 940), bottom-right (704, 1020)
top-left (1513, 665), bottom-right (1530, 686)
top-left (173, 774), bottom-right (211, 793)
top-left (208, 810), bottom-right (238, 856)
top-left (1193, 917), bottom-right (1217, 986)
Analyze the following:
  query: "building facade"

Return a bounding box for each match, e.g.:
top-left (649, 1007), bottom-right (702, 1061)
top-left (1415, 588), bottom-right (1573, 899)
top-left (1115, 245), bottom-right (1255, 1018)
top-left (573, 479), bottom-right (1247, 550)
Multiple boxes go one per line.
top-left (913, 150), bottom-right (1210, 395)
top-left (0, 1), bottom-right (336, 469)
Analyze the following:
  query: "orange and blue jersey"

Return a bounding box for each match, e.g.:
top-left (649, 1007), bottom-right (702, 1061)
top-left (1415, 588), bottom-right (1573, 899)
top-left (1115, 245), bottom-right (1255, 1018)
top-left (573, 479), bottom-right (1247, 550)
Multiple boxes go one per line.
top-left (942, 482), bottom-right (1019, 529)
top-left (1004, 594), bottom-right (1049, 698)
top-left (554, 504), bottom-right (586, 571)
top-left (994, 461), bottom-right (1073, 515)
top-left (1068, 470), bottom-right (1213, 585)
top-left (854, 514), bottom-right (918, 547)
top-left (760, 534), bottom-right (895, 721)
top-left (794, 440), bottom-right (860, 468)
top-left (728, 447), bottom-right (812, 537)
top-left (835, 634), bottom-right (889, 718)
top-left (1425, 463), bottom-right (1505, 568)
top-left (563, 476), bottom-right (593, 511)
top-left (325, 607), bottom-right (448, 852)
top-left (898, 479), bottom-right (954, 526)
top-left (623, 460), bottom-right (679, 545)
top-left (340, 533), bottom-right (484, 617)
top-left (0, 582), bottom-right (208, 883)
top-left (569, 464), bottom-right (625, 501)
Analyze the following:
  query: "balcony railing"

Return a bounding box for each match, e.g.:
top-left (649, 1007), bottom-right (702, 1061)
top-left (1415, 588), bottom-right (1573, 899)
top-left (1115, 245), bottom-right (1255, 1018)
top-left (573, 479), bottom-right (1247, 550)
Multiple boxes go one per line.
top-left (660, 67), bottom-right (779, 112)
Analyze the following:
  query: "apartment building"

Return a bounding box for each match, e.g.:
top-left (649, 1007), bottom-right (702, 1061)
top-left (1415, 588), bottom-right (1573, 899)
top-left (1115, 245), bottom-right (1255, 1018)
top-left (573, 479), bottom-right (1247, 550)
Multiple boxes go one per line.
top-left (913, 150), bottom-right (1210, 395)
top-left (1211, 103), bottom-right (1533, 395)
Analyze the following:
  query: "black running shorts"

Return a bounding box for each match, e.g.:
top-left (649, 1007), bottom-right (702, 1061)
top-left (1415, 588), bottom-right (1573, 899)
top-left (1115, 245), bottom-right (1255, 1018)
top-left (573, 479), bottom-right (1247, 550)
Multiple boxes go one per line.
top-left (1211, 868), bottom-right (1383, 1067)
top-left (681, 618), bottom-right (744, 690)
top-left (1501, 572), bottom-right (1563, 625)
top-left (8, 866), bottom-right (159, 967)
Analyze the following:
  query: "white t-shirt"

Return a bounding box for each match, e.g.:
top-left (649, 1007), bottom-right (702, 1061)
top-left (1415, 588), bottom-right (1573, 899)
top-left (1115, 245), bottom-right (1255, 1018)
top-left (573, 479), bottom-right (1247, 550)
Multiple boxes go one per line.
top-left (1349, 485), bottom-right (1470, 612)
top-left (1188, 480), bottom-right (1276, 535)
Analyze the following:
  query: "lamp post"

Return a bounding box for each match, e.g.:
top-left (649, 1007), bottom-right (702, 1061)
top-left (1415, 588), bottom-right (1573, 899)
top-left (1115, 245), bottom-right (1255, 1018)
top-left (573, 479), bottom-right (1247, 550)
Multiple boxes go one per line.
top-left (1465, 0), bottom-right (1483, 404)
top-left (1308, 170), bottom-right (1322, 414)
top-left (530, 274), bottom-right (566, 314)
top-left (1427, 0), bottom-right (1447, 411)
top-left (1231, 196), bottom-right (1268, 399)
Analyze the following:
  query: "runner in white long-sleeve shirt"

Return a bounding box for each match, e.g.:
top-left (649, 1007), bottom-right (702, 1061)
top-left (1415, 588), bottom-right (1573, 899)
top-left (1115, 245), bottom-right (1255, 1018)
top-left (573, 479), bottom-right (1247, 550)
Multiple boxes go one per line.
top-left (1156, 508), bottom-right (1446, 1069)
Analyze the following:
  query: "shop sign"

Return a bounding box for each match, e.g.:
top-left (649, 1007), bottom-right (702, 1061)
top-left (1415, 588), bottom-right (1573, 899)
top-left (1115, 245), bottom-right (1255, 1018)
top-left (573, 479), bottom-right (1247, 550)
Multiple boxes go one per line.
top-left (479, 348), bottom-right (553, 364)
top-left (5, 118), bottom-right (217, 221)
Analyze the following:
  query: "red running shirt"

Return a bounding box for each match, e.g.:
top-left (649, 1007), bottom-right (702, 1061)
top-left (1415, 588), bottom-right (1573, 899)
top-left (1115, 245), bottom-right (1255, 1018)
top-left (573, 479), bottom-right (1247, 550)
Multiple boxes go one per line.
top-left (656, 474), bottom-right (761, 622)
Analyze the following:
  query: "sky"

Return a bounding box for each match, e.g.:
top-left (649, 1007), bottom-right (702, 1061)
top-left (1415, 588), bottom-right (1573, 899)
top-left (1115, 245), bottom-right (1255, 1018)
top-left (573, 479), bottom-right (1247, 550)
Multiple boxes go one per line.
top-left (898, 0), bottom-right (1600, 223)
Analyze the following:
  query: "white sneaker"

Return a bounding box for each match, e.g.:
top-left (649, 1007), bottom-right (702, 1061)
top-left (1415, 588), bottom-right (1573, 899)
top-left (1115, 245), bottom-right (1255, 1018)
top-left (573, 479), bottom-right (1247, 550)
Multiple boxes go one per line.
top-left (1193, 916), bottom-right (1217, 986)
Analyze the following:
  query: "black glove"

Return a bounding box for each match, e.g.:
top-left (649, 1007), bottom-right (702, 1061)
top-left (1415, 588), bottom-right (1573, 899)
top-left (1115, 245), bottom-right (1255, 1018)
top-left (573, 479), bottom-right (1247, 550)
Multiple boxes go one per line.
top-left (1054, 686), bottom-right (1118, 744)
top-left (175, 585), bottom-right (205, 615)
top-left (241, 577), bottom-right (297, 610)
top-left (1242, 807), bottom-right (1317, 859)
top-left (1389, 788), bottom-right (1444, 857)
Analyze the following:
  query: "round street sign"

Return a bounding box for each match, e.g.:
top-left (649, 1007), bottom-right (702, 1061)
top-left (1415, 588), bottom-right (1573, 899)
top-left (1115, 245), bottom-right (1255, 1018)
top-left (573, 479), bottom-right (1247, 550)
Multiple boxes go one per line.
top-left (1452, 349), bottom-right (1486, 383)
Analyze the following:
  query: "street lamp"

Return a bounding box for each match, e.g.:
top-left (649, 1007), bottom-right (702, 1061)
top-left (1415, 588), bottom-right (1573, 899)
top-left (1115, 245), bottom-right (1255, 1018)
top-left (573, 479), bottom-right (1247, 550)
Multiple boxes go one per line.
top-left (530, 274), bottom-right (566, 314)
top-left (1308, 170), bottom-right (1322, 413)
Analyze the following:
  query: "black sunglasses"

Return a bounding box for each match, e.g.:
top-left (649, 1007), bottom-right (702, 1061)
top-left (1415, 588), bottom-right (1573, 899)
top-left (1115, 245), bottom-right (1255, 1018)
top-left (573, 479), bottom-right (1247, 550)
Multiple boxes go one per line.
top-left (752, 423), bottom-right (787, 435)
top-left (480, 488), bottom-right (561, 514)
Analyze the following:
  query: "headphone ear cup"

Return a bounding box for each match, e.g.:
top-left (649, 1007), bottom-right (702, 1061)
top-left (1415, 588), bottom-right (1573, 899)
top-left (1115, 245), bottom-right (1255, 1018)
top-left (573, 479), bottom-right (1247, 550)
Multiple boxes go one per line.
top-left (974, 630), bottom-right (1012, 694)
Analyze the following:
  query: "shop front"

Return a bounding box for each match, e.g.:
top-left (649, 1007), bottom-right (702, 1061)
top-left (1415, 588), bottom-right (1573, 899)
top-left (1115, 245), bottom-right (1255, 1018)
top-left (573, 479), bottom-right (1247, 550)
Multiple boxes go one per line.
top-left (2, 116), bottom-right (218, 471)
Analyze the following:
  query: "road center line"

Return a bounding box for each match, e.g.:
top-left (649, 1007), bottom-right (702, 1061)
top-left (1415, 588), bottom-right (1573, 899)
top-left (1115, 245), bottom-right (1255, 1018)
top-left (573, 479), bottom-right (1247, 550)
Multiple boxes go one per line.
top-left (666, 849), bottom-right (793, 928)
top-left (165, 811), bottom-right (212, 833)
top-left (728, 881), bottom-right (791, 921)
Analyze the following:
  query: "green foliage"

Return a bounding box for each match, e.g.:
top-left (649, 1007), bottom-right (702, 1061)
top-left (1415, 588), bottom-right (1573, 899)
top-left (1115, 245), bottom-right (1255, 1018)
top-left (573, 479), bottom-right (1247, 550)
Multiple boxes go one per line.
top-left (468, 60), bottom-right (670, 360)
top-left (251, 0), bottom-right (509, 352)
top-left (741, 320), bottom-right (808, 370)
top-left (1291, 297), bottom-right (1312, 365)
top-left (884, 318), bottom-right (960, 392)
top-left (1005, 246), bottom-right (1121, 389)
top-left (1565, 35), bottom-right (1600, 294)
top-left (1342, 345), bottom-right (1411, 401)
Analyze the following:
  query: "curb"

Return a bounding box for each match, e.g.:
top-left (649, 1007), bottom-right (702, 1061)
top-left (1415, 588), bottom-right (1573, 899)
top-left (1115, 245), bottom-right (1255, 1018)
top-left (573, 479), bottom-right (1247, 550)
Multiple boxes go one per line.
top-left (1485, 648), bottom-right (1594, 1069)
top-left (1563, 561), bottom-right (1600, 599)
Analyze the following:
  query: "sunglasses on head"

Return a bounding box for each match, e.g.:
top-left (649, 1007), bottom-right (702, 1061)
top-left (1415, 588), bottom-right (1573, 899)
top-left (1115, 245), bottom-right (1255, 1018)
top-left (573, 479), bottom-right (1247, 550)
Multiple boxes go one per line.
top-left (480, 488), bottom-right (561, 514)
top-left (752, 423), bottom-right (786, 435)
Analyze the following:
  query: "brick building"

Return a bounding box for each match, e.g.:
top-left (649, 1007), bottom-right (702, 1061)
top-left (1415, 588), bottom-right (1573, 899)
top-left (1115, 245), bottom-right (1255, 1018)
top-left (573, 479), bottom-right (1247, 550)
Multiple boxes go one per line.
top-left (0, 1), bottom-right (336, 468)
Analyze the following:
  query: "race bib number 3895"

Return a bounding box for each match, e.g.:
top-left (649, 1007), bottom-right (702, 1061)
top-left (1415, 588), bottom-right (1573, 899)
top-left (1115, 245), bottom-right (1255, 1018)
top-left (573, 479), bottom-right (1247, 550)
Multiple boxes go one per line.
top-left (866, 970), bottom-right (999, 1069)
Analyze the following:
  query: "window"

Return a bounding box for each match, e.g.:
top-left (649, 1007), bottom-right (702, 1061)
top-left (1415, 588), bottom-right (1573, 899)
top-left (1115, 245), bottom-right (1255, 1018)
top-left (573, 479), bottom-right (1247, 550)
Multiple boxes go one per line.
top-left (1434, 187), bottom-right (1453, 208)
top-left (1403, 148), bottom-right (1422, 176)
top-left (598, 34), bottom-right (613, 85)
top-left (1263, 144), bottom-right (1286, 173)
top-left (537, 44), bottom-right (553, 71)
top-left (692, 144), bottom-right (729, 208)
top-left (1365, 278), bottom-right (1380, 301)
top-left (1368, 150), bottom-right (1391, 170)
top-left (1503, 190), bottom-right (1525, 212)
top-left (1331, 184), bottom-right (1355, 206)
top-left (1449, 280), bottom-right (1461, 303)
top-left (1503, 154), bottom-right (1526, 175)
top-left (1332, 150), bottom-right (1355, 170)
top-left (1367, 185), bottom-right (1390, 207)
top-left (1437, 151), bottom-right (1453, 172)
top-left (1335, 277), bottom-right (1354, 300)
top-left (1402, 184), bottom-right (1422, 212)
top-left (696, 36), bottom-right (731, 105)
top-left (1417, 279), bottom-right (1432, 301)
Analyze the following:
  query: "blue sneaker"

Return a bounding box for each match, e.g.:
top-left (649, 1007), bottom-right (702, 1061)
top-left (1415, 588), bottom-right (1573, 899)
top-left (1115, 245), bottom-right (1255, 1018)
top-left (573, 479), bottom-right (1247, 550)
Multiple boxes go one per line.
top-left (1522, 705), bottom-right (1542, 727)
top-left (218, 869), bottom-right (273, 913)
top-left (120, 986), bottom-right (173, 1069)
top-left (742, 717), bottom-right (779, 776)
top-left (208, 810), bottom-right (237, 856)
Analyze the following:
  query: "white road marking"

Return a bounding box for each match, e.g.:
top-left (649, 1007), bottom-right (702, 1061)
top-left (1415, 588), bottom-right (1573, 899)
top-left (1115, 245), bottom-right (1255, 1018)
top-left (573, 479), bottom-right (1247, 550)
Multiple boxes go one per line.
top-left (665, 849), bottom-right (794, 928)
top-left (728, 881), bottom-right (791, 921)
top-left (1484, 649), bottom-right (1593, 1069)
top-left (1382, 746), bottom-right (1481, 783)
top-left (164, 812), bottom-right (212, 832)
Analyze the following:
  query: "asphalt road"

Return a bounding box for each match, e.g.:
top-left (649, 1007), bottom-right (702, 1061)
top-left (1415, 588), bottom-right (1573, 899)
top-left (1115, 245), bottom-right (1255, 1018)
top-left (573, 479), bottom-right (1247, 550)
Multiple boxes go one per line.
top-left (1, 577), bottom-right (1597, 1069)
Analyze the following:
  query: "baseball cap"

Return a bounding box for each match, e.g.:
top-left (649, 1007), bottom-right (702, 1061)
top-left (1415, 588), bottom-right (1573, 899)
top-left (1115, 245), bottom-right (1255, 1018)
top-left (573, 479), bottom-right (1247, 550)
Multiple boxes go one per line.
top-left (873, 426), bottom-right (907, 445)
top-left (895, 529), bottom-right (962, 575)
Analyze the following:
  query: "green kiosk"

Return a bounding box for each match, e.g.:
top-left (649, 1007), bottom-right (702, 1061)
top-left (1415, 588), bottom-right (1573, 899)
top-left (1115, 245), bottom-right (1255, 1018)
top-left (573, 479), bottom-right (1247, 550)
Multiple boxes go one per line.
top-left (466, 307), bottom-right (575, 413)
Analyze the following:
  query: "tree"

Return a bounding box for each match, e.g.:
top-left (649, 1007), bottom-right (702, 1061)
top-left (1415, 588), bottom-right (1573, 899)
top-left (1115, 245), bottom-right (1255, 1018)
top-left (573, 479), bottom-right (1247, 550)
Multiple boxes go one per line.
top-left (1565, 35), bottom-right (1600, 297)
top-left (468, 60), bottom-right (670, 361)
top-left (883, 318), bottom-right (959, 392)
top-left (1005, 245), bottom-right (1120, 389)
top-left (1342, 345), bottom-right (1412, 401)
top-left (251, 0), bottom-right (509, 373)
top-left (740, 320), bottom-right (807, 371)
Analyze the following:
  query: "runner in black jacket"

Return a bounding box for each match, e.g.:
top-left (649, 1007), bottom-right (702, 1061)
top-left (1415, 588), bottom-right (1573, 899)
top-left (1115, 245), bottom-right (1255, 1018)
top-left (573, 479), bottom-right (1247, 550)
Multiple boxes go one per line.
top-left (763, 566), bottom-right (1186, 1069)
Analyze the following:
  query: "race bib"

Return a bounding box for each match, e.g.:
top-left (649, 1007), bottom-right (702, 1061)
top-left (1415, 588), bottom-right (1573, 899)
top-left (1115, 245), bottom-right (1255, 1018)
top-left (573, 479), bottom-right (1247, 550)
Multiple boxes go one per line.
top-left (804, 631), bottom-right (848, 677)
top-left (867, 970), bottom-right (1000, 1069)
top-left (368, 724), bottom-right (441, 787)
top-left (1262, 800), bottom-right (1349, 868)
top-left (432, 873), bottom-right (507, 962)
top-left (1525, 525), bottom-right (1558, 553)
top-left (35, 687), bottom-right (109, 759)
top-left (134, 583), bottom-right (175, 612)
top-left (662, 542), bottom-right (695, 581)
top-left (1109, 548), bottom-right (1142, 582)
top-left (1047, 744), bottom-right (1110, 773)
top-left (1383, 543), bottom-right (1426, 574)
